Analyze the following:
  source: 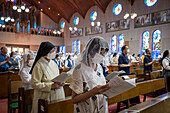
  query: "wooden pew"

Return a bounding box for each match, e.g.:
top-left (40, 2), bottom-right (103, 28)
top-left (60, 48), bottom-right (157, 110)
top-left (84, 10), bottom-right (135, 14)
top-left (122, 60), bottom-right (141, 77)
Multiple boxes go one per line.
top-left (0, 72), bottom-right (9, 98)
top-left (38, 97), bottom-right (74, 113)
top-left (37, 78), bottom-right (165, 113)
top-left (0, 71), bottom-right (21, 98)
top-left (108, 78), bottom-right (166, 105)
top-left (145, 70), bottom-right (162, 80)
top-left (8, 79), bottom-right (23, 113)
top-left (18, 88), bottom-right (34, 113)
top-left (119, 92), bottom-right (170, 113)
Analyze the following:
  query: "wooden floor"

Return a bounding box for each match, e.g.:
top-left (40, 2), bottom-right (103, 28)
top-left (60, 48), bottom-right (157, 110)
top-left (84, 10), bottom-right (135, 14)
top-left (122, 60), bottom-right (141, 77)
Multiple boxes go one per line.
top-left (0, 95), bottom-right (152, 113)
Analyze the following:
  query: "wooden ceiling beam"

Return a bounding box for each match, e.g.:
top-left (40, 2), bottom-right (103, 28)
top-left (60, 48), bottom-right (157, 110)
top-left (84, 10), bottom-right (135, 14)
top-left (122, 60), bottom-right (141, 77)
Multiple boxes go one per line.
top-left (39, 0), bottom-right (69, 23)
top-left (63, 0), bottom-right (85, 18)
top-left (128, 0), bottom-right (135, 6)
top-left (92, 0), bottom-right (105, 13)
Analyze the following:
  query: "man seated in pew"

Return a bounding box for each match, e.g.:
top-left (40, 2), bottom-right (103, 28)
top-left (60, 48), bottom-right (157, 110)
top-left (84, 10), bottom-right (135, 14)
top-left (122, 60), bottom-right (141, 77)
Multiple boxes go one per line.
top-left (30, 41), bottom-right (65, 113)
top-left (144, 49), bottom-right (156, 73)
top-left (118, 45), bottom-right (131, 75)
top-left (69, 36), bottom-right (110, 113)
top-left (20, 53), bottom-right (34, 90)
top-left (0, 47), bottom-right (12, 72)
top-left (161, 50), bottom-right (170, 91)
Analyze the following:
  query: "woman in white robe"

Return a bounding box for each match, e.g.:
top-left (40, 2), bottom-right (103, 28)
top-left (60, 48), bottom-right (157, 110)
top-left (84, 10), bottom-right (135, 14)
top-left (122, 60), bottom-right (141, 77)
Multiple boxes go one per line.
top-left (30, 42), bottom-right (65, 113)
top-left (69, 36), bottom-right (110, 113)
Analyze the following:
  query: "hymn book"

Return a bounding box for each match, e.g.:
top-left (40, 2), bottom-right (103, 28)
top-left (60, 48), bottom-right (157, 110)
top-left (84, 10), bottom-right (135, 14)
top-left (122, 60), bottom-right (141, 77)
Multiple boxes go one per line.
top-left (103, 76), bottom-right (136, 98)
top-left (51, 72), bottom-right (72, 83)
top-left (105, 70), bottom-right (126, 80)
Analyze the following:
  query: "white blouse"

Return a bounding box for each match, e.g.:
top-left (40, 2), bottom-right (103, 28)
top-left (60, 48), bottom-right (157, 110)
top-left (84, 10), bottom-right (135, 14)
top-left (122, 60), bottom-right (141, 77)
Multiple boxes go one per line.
top-left (20, 66), bottom-right (32, 90)
top-left (69, 63), bottom-right (108, 113)
top-left (162, 57), bottom-right (170, 70)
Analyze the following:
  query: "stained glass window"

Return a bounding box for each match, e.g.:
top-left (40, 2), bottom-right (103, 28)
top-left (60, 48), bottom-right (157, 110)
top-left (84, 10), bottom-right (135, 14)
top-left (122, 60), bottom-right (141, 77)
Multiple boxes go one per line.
top-left (73, 40), bottom-right (77, 53)
top-left (145, 0), bottom-right (157, 7)
top-left (76, 40), bottom-right (80, 54)
top-left (111, 35), bottom-right (117, 53)
top-left (74, 17), bottom-right (79, 25)
top-left (141, 31), bottom-right (150, 55)
top-left (152, 29), bottom-right (161, 59)
top-left (61, 21), bottom-right (65, 29)
top-left (113, 4), bottom-right (122, 15)
top-left (118, 34), bottom-right (124, 53)
top-left (90, 11), bottom-right (97, 21)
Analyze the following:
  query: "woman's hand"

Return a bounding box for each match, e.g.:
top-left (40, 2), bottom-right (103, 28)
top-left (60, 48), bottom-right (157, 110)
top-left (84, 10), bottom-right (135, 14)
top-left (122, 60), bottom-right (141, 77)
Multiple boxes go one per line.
top-left (91, 84), bottom-right (110, 95)
top-left (51, 82), bottom-right (64, 90)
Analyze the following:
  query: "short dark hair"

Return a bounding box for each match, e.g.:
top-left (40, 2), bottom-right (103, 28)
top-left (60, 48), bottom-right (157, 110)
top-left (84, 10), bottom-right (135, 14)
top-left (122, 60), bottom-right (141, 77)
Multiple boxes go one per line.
top-left (1, 47), bottom-right (5, 51)
top-left (122, 45), bottom-right (127, 52)
top-left (145, 49), bottom-right (149, 53)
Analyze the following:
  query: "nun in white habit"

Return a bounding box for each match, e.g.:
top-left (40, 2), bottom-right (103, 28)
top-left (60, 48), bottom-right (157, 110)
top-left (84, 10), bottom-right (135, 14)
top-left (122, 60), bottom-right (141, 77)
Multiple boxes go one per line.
top-left (20, 53), bottom-right (34, 90)
top-left (30, 41), bottom-right (65, 113)
top-left (69, 36), bottom-right (110, 113)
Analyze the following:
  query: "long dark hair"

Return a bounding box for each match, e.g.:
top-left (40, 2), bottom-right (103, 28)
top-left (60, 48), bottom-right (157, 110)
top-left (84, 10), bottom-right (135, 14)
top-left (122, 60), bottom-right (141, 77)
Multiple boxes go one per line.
top-left (160, 50), bottom-right (169, 66)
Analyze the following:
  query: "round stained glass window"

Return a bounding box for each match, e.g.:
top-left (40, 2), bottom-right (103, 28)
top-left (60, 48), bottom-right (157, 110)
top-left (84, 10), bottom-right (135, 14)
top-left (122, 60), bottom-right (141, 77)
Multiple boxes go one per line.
top-left (61, 21), bottom-right (65, 29)
top-left (90, 11), bottom-right (97, 21)
top-left (113, 4), bottom-right (122, 15)
top-left (74, 17), bottom-right (79, 25)
top-left (145, 0), bottom-right (157, 7)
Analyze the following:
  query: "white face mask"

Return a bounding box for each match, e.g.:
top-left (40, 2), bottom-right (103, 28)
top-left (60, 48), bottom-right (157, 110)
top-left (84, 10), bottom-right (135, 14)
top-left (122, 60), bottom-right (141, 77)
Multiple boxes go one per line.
top-left (127, 49), bottom-right (130, 53)
top-left (28, 60), bottom-right (34, 67)
top-left (47, 51), bottom-right (56, 60)
top-left (91, 53), bottom-right (104, 64)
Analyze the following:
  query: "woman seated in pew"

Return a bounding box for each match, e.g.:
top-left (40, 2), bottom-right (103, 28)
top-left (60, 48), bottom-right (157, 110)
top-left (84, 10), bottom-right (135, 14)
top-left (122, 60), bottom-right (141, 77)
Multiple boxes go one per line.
top-left (161, 50), bottom-right (170, 92)
top-left (20, 53), bottom-right (34, 90)
top-left (69, 36), bottom-right (110, 113)
top-left (30, 42), bottom-right (65, 113)
top-left (111, 53), bottom-right (118, 64)
top-left (10, 51), bottom-right (20, 70)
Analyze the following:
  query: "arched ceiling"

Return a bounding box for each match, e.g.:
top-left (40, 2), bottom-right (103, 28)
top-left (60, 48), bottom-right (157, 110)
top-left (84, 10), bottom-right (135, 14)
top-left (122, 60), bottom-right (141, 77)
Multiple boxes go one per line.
top-left (23, 0), bottom-right (135, 24)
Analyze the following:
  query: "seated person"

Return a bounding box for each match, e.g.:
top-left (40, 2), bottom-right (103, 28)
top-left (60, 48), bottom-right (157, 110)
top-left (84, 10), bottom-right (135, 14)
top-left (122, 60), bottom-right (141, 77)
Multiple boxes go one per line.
top-left (10, 51), bottom-right (20, 70)
top-left (20, 54), bottom-right (34, 90)
top-left (0, 47), bottom-right (12, 72)
top-left (65, 55), bottom-right (74, 68)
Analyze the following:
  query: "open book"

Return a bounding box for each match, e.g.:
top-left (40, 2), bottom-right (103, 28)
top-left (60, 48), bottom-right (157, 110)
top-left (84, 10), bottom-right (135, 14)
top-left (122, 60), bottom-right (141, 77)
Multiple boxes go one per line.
top-left (51, 72), bottom-right (72, 83)
top-left (106, 70), bottom-right (126, 80)
top-left (103, 76), bottom-right (136, 98)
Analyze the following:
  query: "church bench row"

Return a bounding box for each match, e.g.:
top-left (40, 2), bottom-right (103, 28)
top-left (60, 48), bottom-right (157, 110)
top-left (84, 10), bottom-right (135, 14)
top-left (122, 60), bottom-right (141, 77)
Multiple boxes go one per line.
top-left (37, 78), bottom-right (165, 113)
top-left (119, 92), bottom-right (170, 113)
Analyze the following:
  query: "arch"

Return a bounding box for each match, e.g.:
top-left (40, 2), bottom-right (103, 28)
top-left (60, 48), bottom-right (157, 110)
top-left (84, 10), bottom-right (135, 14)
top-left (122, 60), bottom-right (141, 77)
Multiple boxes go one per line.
top-left (111, 35), bottom-right (117, 53)
top-left (141, 31), bottom-right (150, 55)
top-left (117, 34), bottom-right (124, 53)
top-left (152, 29), bottom-right (161, 59)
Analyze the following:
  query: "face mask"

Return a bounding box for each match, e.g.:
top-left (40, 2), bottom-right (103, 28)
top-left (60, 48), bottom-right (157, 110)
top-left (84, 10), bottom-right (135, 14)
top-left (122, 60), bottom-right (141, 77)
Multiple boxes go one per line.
top-left (127, 49), bottom-right (130, 53)
top-left (47, 51), bottom-right (56, 60)
top-left (91, 53), bottom-right (104, 64)
top-left (28, 60), bottom-right (34, 67)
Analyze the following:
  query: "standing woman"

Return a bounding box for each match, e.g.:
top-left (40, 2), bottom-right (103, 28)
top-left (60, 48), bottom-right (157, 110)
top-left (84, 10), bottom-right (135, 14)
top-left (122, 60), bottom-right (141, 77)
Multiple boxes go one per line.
top-left (69, 36), bottom-right (110, 113)
top-left (161, 50), bottom-right (170, 92)
top-left (30, 42), bottom-right (65, 113)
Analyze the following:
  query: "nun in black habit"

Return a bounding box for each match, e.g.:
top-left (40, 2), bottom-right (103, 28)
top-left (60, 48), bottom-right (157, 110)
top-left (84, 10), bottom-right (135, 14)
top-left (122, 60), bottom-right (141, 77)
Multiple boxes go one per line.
top-left (30, 41), bottom-right (65, 113)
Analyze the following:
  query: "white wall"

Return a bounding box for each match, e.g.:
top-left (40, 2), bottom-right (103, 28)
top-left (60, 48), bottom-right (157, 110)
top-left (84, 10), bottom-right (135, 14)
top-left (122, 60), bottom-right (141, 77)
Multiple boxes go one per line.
top-left (62, 0), bottom-right (170, 54)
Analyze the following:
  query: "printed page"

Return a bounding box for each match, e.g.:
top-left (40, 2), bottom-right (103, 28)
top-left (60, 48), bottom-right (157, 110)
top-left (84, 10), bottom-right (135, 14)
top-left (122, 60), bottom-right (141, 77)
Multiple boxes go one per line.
top-left (51, 72), bottom-right (71, 83)
top-left (106, 70), bottom-right (126, 80)
top-left (103, 76), bottom-right (136, 98)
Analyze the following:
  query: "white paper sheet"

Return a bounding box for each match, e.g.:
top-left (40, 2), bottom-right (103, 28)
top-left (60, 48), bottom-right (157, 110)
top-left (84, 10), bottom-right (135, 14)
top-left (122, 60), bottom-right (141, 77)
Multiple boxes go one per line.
top-left (103, 76), bottom-right (136, 98)
top-left (106, 70), bottom-right (126, 80)
top-left (122, 75), bottom-right (130, 80)
top-left (51, 72), bottom-right (71, 83)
